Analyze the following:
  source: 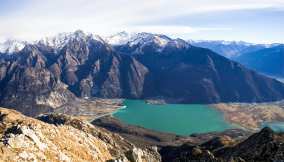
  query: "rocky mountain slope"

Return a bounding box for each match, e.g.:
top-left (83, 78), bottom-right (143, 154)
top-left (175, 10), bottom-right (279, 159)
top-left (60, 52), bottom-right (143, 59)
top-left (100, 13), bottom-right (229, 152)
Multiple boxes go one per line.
top-left (110, 32), bottom-right (284, 103)
top-left (160, 127), bottom-right (284, 162)
top-left (0, 107), bottom-right (160, 162)
top-left (235, 45), bottom-right (284, 77)
top-left (1, 30), bottom-right (284, 114)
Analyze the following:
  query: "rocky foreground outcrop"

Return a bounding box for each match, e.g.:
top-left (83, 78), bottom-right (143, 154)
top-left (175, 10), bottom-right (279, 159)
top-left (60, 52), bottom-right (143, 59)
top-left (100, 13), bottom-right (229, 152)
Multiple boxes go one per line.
top-left (1, 107), bottom-right (284, 162)
top-left (160, 127), bottom-right (284, 162)
top-left (0, 108), bottom-right (160, 162)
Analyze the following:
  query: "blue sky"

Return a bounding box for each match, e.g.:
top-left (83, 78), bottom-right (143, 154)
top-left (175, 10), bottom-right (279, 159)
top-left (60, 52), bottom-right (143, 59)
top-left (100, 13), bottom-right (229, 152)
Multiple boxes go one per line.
top-left (0, 0), bottom-right (284, 43)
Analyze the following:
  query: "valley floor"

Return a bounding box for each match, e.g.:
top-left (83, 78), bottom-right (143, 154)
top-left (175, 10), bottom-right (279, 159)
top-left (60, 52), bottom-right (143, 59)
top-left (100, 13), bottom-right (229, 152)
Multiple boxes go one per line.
top-left (212, 101), bottom-right (284, 130)
top-left (54, 98), bottom-right (123, 121)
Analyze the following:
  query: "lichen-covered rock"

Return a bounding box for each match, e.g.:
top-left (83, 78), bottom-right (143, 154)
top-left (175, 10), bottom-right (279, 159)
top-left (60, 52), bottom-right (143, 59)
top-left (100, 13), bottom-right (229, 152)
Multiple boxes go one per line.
top-left (0, 108), bottom-right (161, 162)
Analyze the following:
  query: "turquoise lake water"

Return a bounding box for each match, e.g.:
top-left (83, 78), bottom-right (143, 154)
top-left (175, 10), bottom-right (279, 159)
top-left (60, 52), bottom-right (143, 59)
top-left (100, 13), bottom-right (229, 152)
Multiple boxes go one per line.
top-left (113, 99), bottom-right (233, 135)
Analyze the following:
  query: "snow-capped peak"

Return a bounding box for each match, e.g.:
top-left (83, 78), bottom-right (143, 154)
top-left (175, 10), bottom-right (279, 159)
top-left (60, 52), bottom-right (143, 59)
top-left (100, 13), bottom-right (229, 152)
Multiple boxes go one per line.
top-left (105, 31), bottom-right (130, 45)
top-left (106, 32), bottom-right (172, 47)
top-left (38, 30), bottom-right (104, 49)
top-left (128, 32), bottom-right (170, 47)
top-left (39, 32), bottom-right (70, 49)
top-left (0, 39), bottom-right (26, 54)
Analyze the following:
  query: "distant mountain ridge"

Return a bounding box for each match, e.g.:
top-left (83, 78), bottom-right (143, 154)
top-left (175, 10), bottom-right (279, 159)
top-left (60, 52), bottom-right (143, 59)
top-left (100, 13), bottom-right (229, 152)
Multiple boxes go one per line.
top-left (235, 45), bottom-right (284, 77)
top-left (189, 40), bottom-right (279, 58)
top-left (1, 30), bottom-right (284, 113)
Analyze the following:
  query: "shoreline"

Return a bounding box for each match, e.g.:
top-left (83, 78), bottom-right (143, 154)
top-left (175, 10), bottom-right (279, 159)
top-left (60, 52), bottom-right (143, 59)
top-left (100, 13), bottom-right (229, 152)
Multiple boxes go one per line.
top-left (56, 98), bottom-right (124, 122)
top-left (143, 99), bottom-right (284, 132)
top-left (92, 102), bottom-right (127, 121)
top-left (105, 99), bottom-right (243, 136)
top-left (90, 98), bottom-right (284, 135)
top-left (211, 103), bottom-right (284, 131)
top-left (209, 104), bottom-right (249, 131)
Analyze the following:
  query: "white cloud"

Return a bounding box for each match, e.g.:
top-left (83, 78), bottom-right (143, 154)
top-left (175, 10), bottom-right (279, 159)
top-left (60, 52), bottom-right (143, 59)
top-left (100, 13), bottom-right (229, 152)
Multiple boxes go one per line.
top-left (121, 25), bottom-right (232, 37)
top-left (0, 0), bottom-right (283, 41)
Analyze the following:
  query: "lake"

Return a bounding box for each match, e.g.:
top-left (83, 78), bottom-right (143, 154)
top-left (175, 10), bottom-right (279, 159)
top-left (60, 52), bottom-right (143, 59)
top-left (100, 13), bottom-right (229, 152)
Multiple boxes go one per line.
top-left (113, 99), bottom-right (233, 135)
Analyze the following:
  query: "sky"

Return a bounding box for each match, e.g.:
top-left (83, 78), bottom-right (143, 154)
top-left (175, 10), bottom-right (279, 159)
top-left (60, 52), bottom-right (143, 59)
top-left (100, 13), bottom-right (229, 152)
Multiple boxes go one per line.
top-left (0, 0), bottom-right (284, 43)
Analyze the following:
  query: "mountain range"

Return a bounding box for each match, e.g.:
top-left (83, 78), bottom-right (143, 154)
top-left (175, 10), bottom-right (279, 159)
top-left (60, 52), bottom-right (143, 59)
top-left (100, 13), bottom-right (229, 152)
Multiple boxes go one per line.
top-left (1, 30), bottom-right (284, 113)
top-left (234, 45), bottom-right (284, 78)
top-left (189, 40), bottom-right (284, 80)
top-left (189, 40), bottom-right (278, 59)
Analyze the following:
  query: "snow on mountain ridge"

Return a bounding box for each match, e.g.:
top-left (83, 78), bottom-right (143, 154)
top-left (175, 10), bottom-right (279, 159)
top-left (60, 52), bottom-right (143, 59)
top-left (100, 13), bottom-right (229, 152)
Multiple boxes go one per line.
top-left (105, 32), bottom-right (172, 46)
top-left (105, 31), bottom-right (130, 45)
top-left (128, 32), bottom-right (171, 47)
top-left (38, 30), bottom-right (105, 50)
top-left (106, 32), bottom-right (190, 50)
top-left (1, 30), bottom-right (279, 55)
top-left (0, 39), bottom-right (26, 54)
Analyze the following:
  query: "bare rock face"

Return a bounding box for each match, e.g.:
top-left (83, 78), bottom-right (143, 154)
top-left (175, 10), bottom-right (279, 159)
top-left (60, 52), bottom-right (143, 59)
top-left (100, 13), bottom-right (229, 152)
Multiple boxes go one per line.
top-left (0, 108), bottom-right (160, 162)
top-left (218, 127), bottom-right (284, 161)
top-left (0, 45), bottom-right (75, 116)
